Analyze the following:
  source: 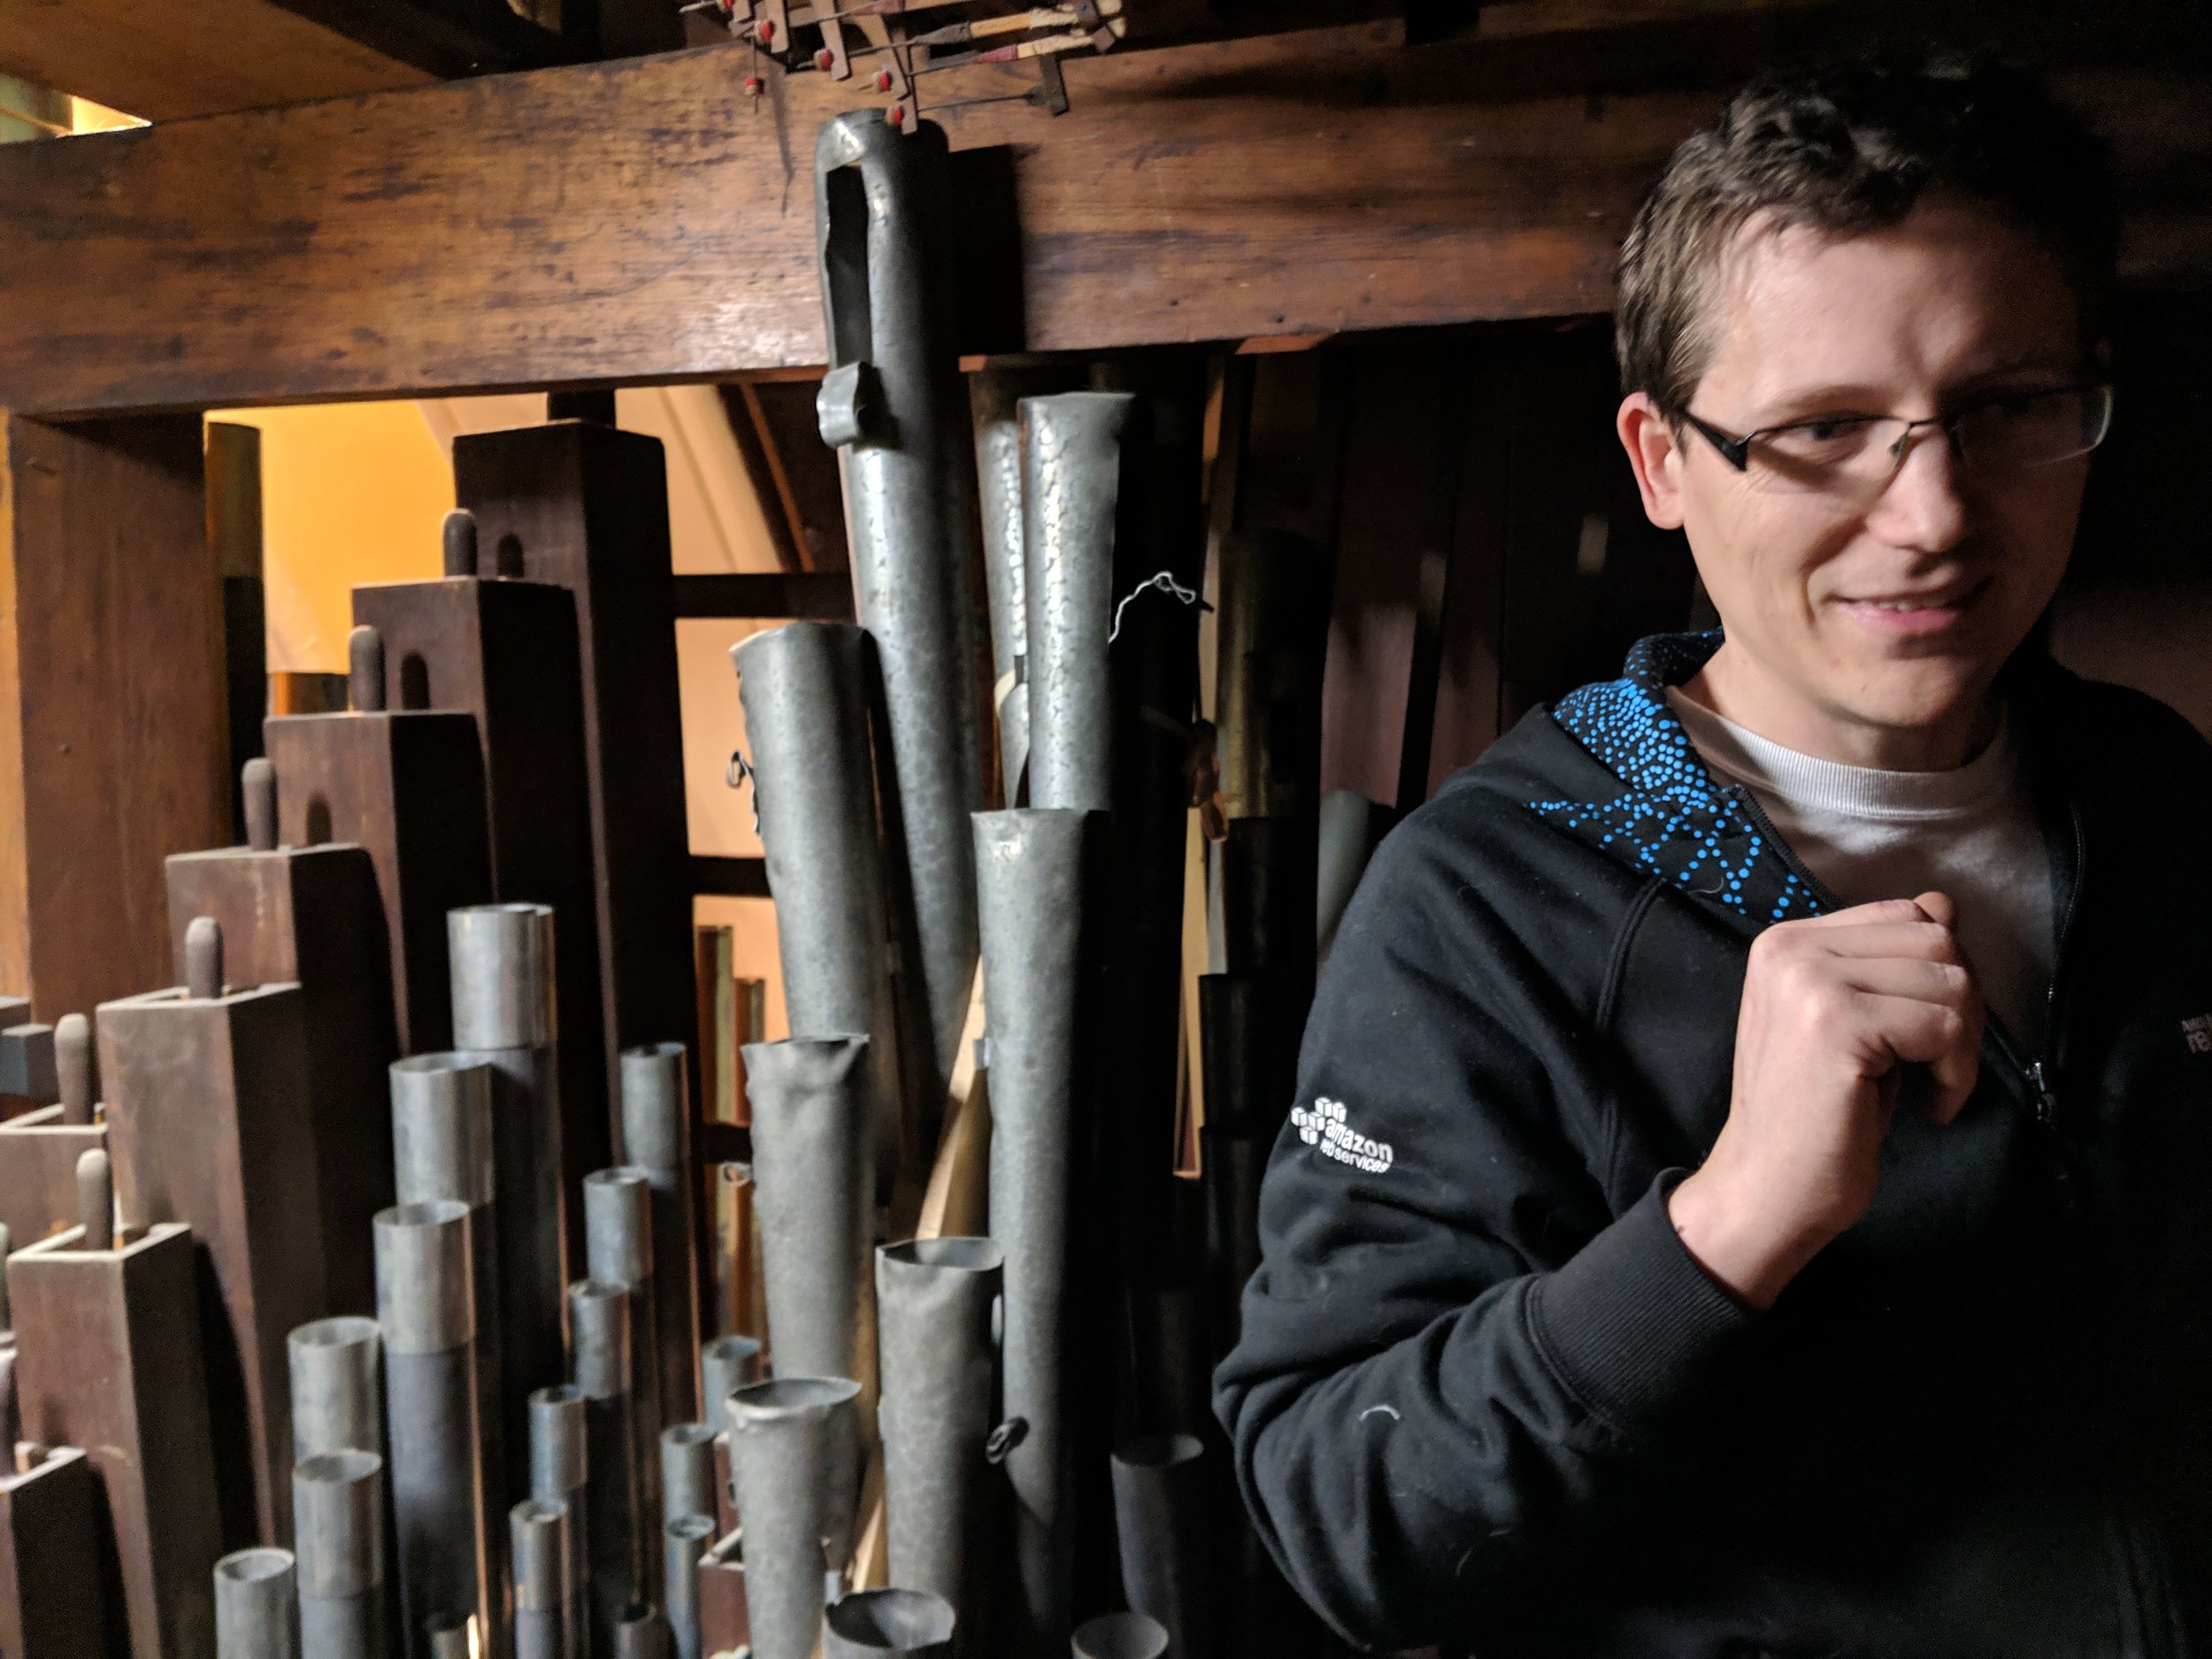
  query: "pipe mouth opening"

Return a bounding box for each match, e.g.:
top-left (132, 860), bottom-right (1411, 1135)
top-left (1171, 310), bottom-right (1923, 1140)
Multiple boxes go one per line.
top-left (704, 1334), bottom-right (762, 1360)
top-left (728, 1376), bottom-right (861, 1420)
top-left (882, 1236), bottom-right (1002, 1275)
top-left (296, 1448), bottom-right (381, 1486)
top-left (826, 1586), bottom-right (957, 1648)
top-left (292, 1316), bottom-right (380, 1349)
top-left (716, 1164), bottom-right (754, 1187)
top-left (666, 1513), bottom-right (717, 1541)
top-left (664, 1422), bottom-right (719, 1448)
top-left (622, 1040), bottom-right (689, 1063)
top-left (514, 1497), bottom-right (568, 1525)
top-left (1113, 1432), bottom-right (1204, 1471)
top-left (472, 902), bottom-right (550, 918)
top-left (1072, 1612), bottom-right (1170, 1659)
top-left (216, 1548), bottom-right (295, 1584)
top-left (377, 1199), bottom-right (469, 1229)
top-left (530, 1383), bottom-right (586, 1407)
top-left (583, 1166), bottom-right (652, 1190)
top-left (390, 1052), bottom-right (488, 1077)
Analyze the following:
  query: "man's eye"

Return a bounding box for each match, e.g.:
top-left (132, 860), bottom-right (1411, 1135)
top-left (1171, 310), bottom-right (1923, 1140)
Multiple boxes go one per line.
top-left (1763, 418), bottom-right (1877, 461)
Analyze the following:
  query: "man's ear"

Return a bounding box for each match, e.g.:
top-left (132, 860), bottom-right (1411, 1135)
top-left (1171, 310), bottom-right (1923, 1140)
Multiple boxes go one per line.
top-left (1617, 392), bottom-right (1687, 531)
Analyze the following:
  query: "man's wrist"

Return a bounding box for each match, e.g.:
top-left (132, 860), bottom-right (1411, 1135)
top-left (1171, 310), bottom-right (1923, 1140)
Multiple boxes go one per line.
top-left (1664, 1164), bottom-right (1827, 1312)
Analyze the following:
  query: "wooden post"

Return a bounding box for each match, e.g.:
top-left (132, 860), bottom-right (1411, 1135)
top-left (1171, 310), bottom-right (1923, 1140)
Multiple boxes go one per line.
top-left (351, 570), bottom-right (612, 1248)
top-left (8, 1220), bottom-right (225, 1659)
top-left (164, 836), bottom-right (398, 1319)
top-left (98, 977), bottom-right (332, 1552)
top-left (0, 412), bottom-right (229, 1021)
top-left (454, 423), bottom-right (698, 1114)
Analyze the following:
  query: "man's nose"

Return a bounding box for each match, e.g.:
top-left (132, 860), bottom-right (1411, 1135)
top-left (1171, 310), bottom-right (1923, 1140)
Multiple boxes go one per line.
top-left (1865, 425), bottom-right (1969, 552)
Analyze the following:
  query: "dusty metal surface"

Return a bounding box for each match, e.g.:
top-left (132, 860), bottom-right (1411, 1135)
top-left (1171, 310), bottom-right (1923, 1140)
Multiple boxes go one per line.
top-left (726, 1377), bottom-right (863, 1659)
top-left (732, 623), bottom-right (905, 1183)
top-left (570, 1278), bottom-right (644, 1652)
top-left (1071, 1611), bottom-right (1170, 1659)
top-left (214, 1547), bottom-right (298, 1659)
top-left (972, 809), bottom-right (1094, 1652)
top-left (739, 1038), bottom-right (876, 1388)
top-left (875, 1238), bottom-right (1002, 1656)
top-left (823, 1587), bottom-right (956, 1659)
top-left (527, 1386), bottom-right (590, 1657)
top-left (658, 1425), bottom-right (718, 1533)
top-left (618, 1041), bottom-right (700, 1435)
top-left (663, 1513), bottom-right (714, 1659)
top-left (295, 1450), bottom-right (387, 1659)
top-left (1019, 392), bottom-right (1133, 816)
top-left (288, 1317), bottom-right (384, 1463)
top-left (1110, 1434), bottom-right (1214, 1659)
top-left (814, 111), bottom-right (985, 1096)
top-left (510, 1496), bottom-right (572, 1659)
top-left (583, 1166), bottom-right (664, 1558)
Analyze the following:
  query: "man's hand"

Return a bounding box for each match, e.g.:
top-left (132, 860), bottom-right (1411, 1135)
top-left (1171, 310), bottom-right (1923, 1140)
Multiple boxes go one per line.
top-left (1666, 892), bottom-right (1983, 1310)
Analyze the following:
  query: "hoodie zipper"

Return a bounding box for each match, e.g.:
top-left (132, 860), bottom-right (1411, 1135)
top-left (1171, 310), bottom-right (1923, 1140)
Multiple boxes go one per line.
top-left (1727, 784), bottom-right (2085, 1204)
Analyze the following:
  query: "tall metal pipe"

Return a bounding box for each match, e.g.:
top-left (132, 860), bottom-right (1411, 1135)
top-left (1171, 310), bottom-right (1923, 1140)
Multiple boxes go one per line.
top-left (1020, 392), bottom-right (1134, 815)
top-left (699, 1336), bottom-right (762, 1425)
top-left (294, 1450), bottom-right (387, 1659)
top-left (570, 1278), bottom-right (643, 1654)
top-left (614, 1609), bottom-right (670, 1659)
top-left (449, 900), bottom-right (567, 1511)
top-left (1071, 1612), bottom-right (1170, 1659)
top-left (529, 1386), bottom-right (591, 1659)
top-left (725, 1376), bottom-right (863, 1659)
top-left (288, 1317), bottom-right (383, 1462)
top-left (216, 1548), bottom-right (299, 1659)
top-left (659, 1425), bottom-right (718, 1527)
top-left (972, 808), bottom-right (1094, 1649)
top-left (875, 1238), bottom-right (1002, 1654)
top-left (740, 1037), bottom-right (876, 1387)
top-left (1110, 1433), bottom-right (1214, 1659)
top-left (391, 1052), bottom-right (507, 1534)
top-left (731, 622), bottom-right (906, 1180)
top-left (511, 1497), bottom-right (573, 1659)
top-left (664, 1513), bottom-right (714, 1659)
top-left (374, 1200), bottom-right (491, 1659)
top-left (584, 1166), bottom-right (664, 1548)
top-left (618, 1041), bottom-right (700, 1432)
top-left (824, 1588), bottom-right (957, 1659)
top-left (813, 109), bottom-right (984, 1095)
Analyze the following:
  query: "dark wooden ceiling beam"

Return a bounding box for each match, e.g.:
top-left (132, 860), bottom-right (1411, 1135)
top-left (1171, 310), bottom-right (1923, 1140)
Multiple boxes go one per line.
top-left (0, 10), bottom-right (2204, 417)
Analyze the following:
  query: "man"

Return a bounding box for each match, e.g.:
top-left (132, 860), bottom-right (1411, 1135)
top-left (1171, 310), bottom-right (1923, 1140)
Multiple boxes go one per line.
top-left (1215, 54), bottom-right (2212, 1656)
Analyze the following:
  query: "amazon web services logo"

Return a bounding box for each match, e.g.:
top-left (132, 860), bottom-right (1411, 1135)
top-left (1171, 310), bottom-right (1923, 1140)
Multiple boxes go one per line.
top-left (1292, 1096), bottom-right (1394, 1175)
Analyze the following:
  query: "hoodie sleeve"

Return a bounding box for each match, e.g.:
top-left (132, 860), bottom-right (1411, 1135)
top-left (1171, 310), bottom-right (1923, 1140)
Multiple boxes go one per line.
top-left (1211, 803), bottom-right (1755, 1652)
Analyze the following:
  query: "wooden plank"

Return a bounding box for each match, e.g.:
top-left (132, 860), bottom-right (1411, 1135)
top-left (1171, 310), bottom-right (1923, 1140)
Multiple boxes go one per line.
top-left (0, 414), bottom-right (229, 1022)
top-left (2, 14), bottom-right (2203, 418)
top-left (0, 0), bottom-right (438, 122)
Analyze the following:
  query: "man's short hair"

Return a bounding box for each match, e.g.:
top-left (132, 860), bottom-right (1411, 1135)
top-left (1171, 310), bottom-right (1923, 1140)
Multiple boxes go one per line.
top-left (1616, 54), bottom-right (2119, 414)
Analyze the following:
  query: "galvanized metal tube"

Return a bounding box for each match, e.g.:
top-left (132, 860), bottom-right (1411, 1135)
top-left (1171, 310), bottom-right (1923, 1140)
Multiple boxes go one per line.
top-left (584, 1166), bottom-right (664, 1555)
top-left (288, 1317), bottom-right (383, 1462)
top-left (731, 622), bottom-right (905, 1182)
top-left (294, 1449), bottom-right (387, 1659)
top-left (54, 1011), bottom-right (93, 1126)
top-left (875, 1238), bottom-right (1002, 1655)
top-left (216, 1547), bottom-right (299, 1659)
top-left (1019, 392), bottom-right (1134, 815)
top-left (824, 1587), bottom-right (957, 1659)
top-left (428, 1624), bottom-right (471, 1659)
top-left (973, 808), bottom-right (1094, 1648)
top-left (511, 1497), bottom-right (573, 1659)
top-left (726, 1376), bottom-right (863, 1659)
top-left (659, 1425), bottom-right (718, 1528)
top-left (1071, 1612), bottom-right (1170, 1659)
top-left (449, 901), bottom-right (566, 1516)
top-left (698, 1335), bottom-right (762, 1424)
top-left (529, 1386), bottom-right (590, 1659)
top-left (1110, 1433), bottom-right (1213, 1659)
top-left (614, 1609), bottom-right (670, 1659)
top-left (618, 1041), bottom-right (700, 1433)
top-left (664, 1512), bottom-right (714, 1659)
top-left (375, 1200), bottom-right (490, 1659)
top-left (813, 109), bottom-right (984, 1094)
top-left (739, 1037), bottom-right (875, 1386)
top-left (570, 1278), bottom-right (643, 1654)
top-left (391, 1051), bottom-right (506, 1534)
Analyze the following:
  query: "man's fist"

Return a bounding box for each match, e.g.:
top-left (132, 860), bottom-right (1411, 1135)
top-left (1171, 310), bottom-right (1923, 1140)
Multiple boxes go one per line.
top-left (1666, 892), bottom-right (1984, 1310)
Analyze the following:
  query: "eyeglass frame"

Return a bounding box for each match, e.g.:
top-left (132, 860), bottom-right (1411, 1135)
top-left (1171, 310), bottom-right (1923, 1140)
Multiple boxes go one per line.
top-left (1671, 382), bottom-right (2116, 485)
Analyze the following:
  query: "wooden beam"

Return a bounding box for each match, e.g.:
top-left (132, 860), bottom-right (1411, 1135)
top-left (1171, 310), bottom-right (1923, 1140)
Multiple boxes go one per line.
top-left (0, 0), bottom-right (439, 122)
top-left (0, 414), bottom-right (230, 1020)
top-left (0, 13), bottom-right (2206, 417)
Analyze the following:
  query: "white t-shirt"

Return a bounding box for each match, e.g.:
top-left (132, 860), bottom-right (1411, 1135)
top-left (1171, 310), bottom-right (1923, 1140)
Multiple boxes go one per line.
top-left (1665, 688), bottom-right (2055, 1054)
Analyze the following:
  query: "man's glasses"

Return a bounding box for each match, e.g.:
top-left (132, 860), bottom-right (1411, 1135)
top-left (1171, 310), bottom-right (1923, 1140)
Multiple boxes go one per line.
top-left (1676, 384), bottom-right (2115, 500)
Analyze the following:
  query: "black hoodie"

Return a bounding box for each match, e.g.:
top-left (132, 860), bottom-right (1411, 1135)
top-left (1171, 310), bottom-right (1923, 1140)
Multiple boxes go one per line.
top-left (1214, 631), bottom-right (2212, 1658)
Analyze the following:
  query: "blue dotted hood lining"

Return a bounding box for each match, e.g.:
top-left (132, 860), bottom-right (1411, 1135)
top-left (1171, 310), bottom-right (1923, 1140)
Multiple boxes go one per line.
top-left (1531, 631), bottom-right (1824, 926)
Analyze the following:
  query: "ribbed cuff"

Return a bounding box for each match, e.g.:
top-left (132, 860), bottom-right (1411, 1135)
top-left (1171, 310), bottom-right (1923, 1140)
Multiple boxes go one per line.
top-left (1529, 1171), bottom-right (1754, 1433)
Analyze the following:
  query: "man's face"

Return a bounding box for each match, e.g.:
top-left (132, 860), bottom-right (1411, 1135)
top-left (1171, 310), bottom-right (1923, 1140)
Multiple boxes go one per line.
top-left (1618, 197), bottom-right (2093, 764)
